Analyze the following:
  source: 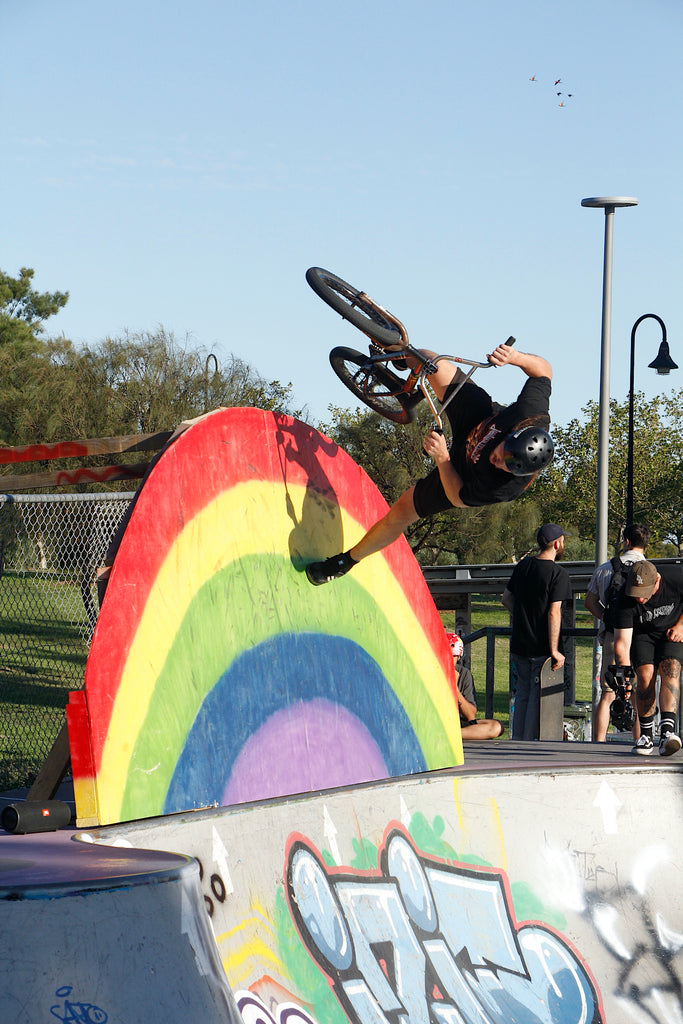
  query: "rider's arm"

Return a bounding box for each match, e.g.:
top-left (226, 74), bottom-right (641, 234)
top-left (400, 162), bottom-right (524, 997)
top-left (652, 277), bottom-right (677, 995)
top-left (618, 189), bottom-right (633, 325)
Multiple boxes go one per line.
top-left (488, 343), bottom-right (552, 380)
top-left (421, 431), bottom-right (468, 507)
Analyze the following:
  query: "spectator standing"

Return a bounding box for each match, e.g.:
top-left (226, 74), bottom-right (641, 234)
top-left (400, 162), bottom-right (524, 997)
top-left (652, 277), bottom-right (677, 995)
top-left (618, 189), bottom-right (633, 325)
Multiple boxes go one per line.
top-left (501, 524), bottom-right (572, 740)
top-left (613, 560), bottom-right (683, 756)
top-left (585, 523), bottom-right (649, 742)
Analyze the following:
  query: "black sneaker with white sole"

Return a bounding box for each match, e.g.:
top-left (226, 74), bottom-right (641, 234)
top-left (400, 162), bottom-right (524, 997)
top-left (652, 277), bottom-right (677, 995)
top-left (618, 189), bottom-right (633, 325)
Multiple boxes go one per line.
top-left (659, 731), bottom-right (682, 757)
top-left (632, 735), bottom-right (654, 755)
top-left (305, 552), bottom-right (356, 586)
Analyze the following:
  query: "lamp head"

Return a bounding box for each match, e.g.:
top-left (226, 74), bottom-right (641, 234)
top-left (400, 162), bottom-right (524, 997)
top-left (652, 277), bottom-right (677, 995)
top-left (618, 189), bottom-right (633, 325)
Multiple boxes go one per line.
top-left (649, 340), bottom-right (678, 376)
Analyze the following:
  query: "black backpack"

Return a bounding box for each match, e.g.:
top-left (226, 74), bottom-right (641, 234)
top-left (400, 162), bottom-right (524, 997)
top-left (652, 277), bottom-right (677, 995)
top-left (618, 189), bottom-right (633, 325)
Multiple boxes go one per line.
top-left (603, 555), bottom-right (630, 631)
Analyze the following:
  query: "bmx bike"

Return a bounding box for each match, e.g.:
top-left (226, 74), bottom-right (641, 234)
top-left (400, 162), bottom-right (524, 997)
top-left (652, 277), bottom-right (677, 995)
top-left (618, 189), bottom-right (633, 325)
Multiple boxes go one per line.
top-left (306, 266), bottom-right (515, 428)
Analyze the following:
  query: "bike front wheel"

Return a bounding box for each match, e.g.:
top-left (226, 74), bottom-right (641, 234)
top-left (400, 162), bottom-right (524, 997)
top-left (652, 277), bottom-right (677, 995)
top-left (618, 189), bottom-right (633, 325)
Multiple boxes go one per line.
top-left (329, 347), bottom-right (421, 425)
top-left (307, 268), bottom-right (405, 348)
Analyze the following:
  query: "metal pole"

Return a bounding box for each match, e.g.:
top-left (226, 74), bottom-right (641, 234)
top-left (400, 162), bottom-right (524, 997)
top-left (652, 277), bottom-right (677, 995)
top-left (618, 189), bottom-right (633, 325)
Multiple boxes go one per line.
top-left (581, 196), bottom-right (637, 739)
top-left (595, 206), bottom-right (615, 566)
top-left (581, 197), bottom-right (638, 565)
top-left (627, 321), bottom-right (637, 527)
top-left (627, 313), bottom-right (673, 525)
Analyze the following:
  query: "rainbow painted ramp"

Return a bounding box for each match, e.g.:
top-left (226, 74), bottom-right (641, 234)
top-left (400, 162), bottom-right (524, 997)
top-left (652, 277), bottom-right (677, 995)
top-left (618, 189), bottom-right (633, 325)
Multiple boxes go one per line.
top-left (67, 409), bottom-right (462, 826)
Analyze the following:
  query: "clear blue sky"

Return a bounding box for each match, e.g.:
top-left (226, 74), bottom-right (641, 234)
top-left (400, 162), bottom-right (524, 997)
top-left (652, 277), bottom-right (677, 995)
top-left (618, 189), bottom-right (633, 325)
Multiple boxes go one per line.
top-left (4, 0), bottom-right (683, 429)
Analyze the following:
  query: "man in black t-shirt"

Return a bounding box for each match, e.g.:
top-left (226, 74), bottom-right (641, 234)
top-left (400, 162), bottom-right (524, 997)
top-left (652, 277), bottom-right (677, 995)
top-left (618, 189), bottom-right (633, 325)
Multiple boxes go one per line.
top-left (501, 523), bottom-right (572, 740)
top-left (612, 560), bottom-right (683, 756)
top-left (307, 341), bottom-right (554, 585)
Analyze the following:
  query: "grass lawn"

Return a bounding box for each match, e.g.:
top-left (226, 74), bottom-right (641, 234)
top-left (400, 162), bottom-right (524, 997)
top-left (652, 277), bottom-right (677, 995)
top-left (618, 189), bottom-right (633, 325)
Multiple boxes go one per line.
top-left (0, 571), bottom-right (91, 791)
top-left (450, 594), bottom-right (596, 737)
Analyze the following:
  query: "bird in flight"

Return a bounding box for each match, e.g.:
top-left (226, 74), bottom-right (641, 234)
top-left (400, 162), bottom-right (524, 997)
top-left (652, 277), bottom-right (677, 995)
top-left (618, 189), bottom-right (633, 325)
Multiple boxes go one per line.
top-left (529, 75), bottom-right (574, 106)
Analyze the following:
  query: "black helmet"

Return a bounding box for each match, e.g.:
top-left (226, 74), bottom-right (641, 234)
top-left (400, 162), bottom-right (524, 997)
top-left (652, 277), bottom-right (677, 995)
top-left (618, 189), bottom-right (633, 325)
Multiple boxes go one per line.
top-left (502, 426), bottom-right (554, 476)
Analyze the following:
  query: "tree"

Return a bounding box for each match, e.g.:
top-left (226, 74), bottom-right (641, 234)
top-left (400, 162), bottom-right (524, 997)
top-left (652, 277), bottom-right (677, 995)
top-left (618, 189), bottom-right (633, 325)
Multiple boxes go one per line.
top-left (0, 326), bottom-right (303, 446)
top-left (0, 267), bottom-right (68, 354)
top-left (533, 393), bottom-right (683, 554)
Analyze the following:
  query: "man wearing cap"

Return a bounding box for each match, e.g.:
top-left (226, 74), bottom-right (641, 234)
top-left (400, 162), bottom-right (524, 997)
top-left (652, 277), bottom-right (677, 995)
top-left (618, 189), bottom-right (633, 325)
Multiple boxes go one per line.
top-left (585, 523), bottom-right (649, 742)
top-left (612, 560), bottom-right (683, 756)
top-left (501, 524), bottom-right (572, 740)
top-left (446, 633), bottom-right (503, 740)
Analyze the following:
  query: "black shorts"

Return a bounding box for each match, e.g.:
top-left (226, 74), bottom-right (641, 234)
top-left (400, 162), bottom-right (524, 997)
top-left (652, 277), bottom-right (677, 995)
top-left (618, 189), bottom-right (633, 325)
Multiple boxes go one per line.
top-left (412, 464), bottom-right (453, 518)
top-left (631, 633), bottom-right (683, 669)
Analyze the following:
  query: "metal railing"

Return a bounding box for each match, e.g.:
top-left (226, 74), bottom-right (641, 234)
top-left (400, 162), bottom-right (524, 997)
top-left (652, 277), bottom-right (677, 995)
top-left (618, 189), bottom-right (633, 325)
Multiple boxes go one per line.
top-left (462, 625), bottom-right (598, 720)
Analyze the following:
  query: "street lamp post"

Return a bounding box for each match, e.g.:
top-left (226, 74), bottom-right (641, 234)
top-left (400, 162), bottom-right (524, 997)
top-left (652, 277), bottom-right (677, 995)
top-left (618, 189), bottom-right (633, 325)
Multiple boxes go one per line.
top-left (204, 353), bottom-right (218, 412)
top-left (626, 314), bottom-right (678, 525)
top-left (581, 196), bottom-right (638, 566)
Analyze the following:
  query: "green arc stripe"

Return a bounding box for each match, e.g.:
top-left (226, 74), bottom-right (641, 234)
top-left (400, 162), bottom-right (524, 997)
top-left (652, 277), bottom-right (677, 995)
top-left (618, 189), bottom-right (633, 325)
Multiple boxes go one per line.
top-left (120, 553), bottom-right (459, 818)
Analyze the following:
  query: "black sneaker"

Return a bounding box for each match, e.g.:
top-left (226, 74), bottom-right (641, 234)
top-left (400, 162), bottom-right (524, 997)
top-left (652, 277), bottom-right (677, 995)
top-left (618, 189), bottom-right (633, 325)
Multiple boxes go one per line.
top-left (632, 735), bottom-right (654, 755)
top-left (305, 552), bottom-right (355, 586)
top-left (659, 731), bottom-right (682, 756)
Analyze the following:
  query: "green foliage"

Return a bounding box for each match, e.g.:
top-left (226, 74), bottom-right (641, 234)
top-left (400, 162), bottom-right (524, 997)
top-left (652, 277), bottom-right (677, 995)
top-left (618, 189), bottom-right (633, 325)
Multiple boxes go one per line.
top-left (0, 267), bottom-right (68, 358)
top-left (0, 320), bottom-right (301, 446)
top-left (0, 267), bottom-right (69, 329)
top-left (535, 395), bottom-right (683, 554)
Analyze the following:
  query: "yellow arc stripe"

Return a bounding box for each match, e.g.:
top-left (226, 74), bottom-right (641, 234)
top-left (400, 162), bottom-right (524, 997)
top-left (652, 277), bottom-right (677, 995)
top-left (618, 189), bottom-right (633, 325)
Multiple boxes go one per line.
top-left (97, 480), bottom-right (460, 809)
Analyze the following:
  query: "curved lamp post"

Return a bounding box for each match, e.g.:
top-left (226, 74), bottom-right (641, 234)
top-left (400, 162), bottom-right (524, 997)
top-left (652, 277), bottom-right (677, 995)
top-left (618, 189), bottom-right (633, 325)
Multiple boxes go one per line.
top-left (204, 353), bottom-right (218, 412)
top-left (581, 196), bottom-right (638, 566)
top-left (626, 314), bottom-right (678, 524)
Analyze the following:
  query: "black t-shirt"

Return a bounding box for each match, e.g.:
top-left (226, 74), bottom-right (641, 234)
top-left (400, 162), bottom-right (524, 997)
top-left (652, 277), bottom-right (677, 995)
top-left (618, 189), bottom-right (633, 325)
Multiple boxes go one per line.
top-left (506, 555), bottom-right (572, 657)
top-left (456, 663), bottom-right (477, 726)
top-left (445, 376), bottom-right (551, 507)
top-left (612, 564), bottom-right (683, 637)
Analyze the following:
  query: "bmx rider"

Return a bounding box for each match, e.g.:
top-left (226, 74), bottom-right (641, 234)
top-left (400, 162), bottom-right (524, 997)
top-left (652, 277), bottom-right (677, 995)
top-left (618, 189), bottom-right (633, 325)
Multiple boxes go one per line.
top-left (306, 341), bottom-right (554, 585)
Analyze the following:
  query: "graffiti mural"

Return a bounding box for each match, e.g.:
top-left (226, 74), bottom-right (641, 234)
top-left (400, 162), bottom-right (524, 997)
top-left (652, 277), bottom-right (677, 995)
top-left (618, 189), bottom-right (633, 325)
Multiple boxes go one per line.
top-left (84, 763), bottom-right (683, 1021)
top-left (547, 837), bottom-right (683, 1019)
top-left (285, 825), bottom-right (604, 1024)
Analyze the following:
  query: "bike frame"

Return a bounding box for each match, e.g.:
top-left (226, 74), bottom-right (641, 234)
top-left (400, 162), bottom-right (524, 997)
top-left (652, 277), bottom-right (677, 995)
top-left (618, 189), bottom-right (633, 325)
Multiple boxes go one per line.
top-left (346, 287), bottom-right (512, 430)
top-left (364, 346), bottom-right (502, 431)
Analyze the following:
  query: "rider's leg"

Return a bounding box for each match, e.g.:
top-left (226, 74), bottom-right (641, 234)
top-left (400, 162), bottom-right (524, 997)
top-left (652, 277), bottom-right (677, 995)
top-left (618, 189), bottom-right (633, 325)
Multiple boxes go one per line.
top-left (305, 486), bottom-right (421, 585)
top-left (348, 486), bottom-right (420, 563)
top-left (386, 347), bottom-right (465, 401)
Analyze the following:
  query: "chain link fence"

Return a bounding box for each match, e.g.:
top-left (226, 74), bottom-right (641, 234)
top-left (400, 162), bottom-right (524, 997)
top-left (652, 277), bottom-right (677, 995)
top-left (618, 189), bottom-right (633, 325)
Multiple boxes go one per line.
top-left (0, 492), bottom-right (134, 792)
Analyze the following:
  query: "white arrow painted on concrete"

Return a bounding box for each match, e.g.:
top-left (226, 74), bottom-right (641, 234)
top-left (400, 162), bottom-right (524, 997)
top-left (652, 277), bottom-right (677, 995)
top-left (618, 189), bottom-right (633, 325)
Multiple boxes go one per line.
top-left (593, 780), bottom-right (622, 834)
top-left (323, 805), bottom-right (341, 864)
top-left (212, 825), bottom-right (234, 895)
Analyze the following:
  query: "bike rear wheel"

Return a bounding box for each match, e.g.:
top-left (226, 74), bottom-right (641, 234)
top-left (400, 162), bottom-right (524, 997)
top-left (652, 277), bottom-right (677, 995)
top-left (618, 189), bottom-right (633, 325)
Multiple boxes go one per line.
top-left (307, 267), bottom-right (404, 348)
top-left (329, 347), bottom-right (421, 424)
